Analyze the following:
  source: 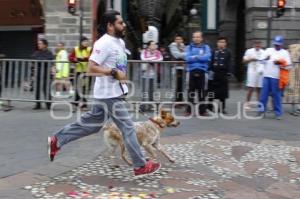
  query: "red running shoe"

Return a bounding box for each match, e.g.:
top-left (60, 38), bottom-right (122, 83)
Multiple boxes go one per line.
top-left (134, 160), bottom-right (161, 177)
top-left (48, 136), bottom-right (60, 162)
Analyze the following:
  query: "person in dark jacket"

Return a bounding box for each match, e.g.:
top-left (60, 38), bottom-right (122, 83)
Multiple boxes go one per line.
top-left (169, 34), bottom-right (186, 103)
top-left (185, 31), bottom-right (211, 116)
top-left (31, 39), bottom-right (54, 110)
top-left (207, 37), bottom-right (232, 114)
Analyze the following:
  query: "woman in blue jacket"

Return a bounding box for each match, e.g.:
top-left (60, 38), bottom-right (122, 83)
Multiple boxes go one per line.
top-left (185, 31), bottom-right (211, 116)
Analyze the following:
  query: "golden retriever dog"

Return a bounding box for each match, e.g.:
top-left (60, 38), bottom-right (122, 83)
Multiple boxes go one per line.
top-left (103, 110), bottom-right (180, 165)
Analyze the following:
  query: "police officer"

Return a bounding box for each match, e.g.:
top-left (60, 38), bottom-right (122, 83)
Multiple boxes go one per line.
top-left (208, 37), bottom-right (232, 114)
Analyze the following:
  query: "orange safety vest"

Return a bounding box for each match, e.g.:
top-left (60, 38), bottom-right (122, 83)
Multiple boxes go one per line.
top-left (277, 59), bottom-right (289, 89)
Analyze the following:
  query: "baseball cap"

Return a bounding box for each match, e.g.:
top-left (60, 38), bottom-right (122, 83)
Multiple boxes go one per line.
top-left (272, 35), bottom-right (284, 46)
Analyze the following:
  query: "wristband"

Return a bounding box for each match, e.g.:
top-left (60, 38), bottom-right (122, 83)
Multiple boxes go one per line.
top-left (111, 68), bottom-right (118, 78)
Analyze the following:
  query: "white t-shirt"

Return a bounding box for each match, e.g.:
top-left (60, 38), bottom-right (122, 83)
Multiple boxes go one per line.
top-left (243, 48), bottom-right (266, 74)
top-left (263, 48), bottom-right (292, 79)
top-left (89, 34), bottom-right (128, 99)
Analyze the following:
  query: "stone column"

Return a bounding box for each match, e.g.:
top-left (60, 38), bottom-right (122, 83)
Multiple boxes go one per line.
top-left (43, 0), bottom-right (93, 52)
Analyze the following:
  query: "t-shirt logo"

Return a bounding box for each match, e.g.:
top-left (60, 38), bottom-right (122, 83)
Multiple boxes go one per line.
top-left (116, 52), bottom-right (127, 72)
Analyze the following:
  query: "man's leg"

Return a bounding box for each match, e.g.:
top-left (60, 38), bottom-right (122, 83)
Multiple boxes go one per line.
top-left (270, 78), bottom-right (282, 117)
top-left (74, 72), bottom-right (81, 104)
top-left (256, 87), bottom-right (261, 101)
top-left (55, 101), bottom-right (108, 148)
top-left (43, 66), bottom-right (52, 109)
top-left (246, 87), bottom-right (254, 102)
top-left (197, 71), bottom-right (207, 115)
top-left (34, 67), bottom-right (41, 109)
top-left (48, 101), bottom-right (108, 161)
top-left (221, 98), bottom-right (226, 113)
top-left (186, 72), bottom-right (196, 114)
top-left (82, 74), bottom-right (90, 104)
top-left (175, 68), bottom-right (183, 101)
top-left (259, 77), bottom-right (270, 113)
top-left (107, 98), bottom-right (146, 168)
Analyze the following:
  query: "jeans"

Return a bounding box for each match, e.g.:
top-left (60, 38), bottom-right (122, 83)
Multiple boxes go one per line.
top-left (187, 69), bottom-right (207, 114)
top-left (35, 64), bottom-right (52, 108)
top-left (55, 98), bottom-right (146, 167)
top-left (259, 77), bottom-right (282, 116)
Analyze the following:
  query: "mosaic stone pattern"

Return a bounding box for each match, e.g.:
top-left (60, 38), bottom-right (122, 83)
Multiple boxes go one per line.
top-left (25, 136), bottom-right (300, 199)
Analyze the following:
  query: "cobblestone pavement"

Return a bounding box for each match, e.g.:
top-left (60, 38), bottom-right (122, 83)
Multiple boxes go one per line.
top-left (24, 133), bottom-right (300, 199)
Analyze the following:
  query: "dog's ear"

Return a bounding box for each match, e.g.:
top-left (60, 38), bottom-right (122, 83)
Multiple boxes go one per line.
top-left (156, 118), bottom-right (166, 128)
top-left (160, 109), bottom-right (167, 119)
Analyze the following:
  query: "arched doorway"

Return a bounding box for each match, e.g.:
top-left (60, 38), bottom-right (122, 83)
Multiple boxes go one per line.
top-left (0, 0), bottom-right (44, 58)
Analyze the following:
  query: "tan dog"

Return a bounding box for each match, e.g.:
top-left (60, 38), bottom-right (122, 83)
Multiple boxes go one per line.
top-left (103, 110), bottom-right (180, 165)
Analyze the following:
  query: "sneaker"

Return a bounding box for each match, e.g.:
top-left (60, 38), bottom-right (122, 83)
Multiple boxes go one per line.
top-left (244, 102), bottom-right (251, 110)
top-left (275, 116), bottom-right (282, 120)
top-left (48, 136), bottom-right (60, 162)
top-left (134, 160), bottom-right (161, 177)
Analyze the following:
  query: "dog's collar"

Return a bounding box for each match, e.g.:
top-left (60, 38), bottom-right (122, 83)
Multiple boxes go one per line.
top-left (149, 117), bottom-right (165, 128)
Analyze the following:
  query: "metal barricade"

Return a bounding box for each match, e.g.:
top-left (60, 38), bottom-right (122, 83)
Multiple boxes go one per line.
top-left (283, 62), bottom-right (300, 112)
top-left (1, 59), bottom-right (300, 110)
top-left (0, 59), bottom-right (83, 105)
top-left (0, 59), bottom-right (300, 107)
top-left (0, 59), bottom-right (185, 108)
top-left (126, 60), bottom-right (185, 102)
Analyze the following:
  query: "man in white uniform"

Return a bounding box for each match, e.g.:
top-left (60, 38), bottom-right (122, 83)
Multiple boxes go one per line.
top-left (258, 36), bottom-right (292, 119)
top-left (47, 10), bottom-right (160, 176)
top-left (243, 41), bottom-right (265, 109)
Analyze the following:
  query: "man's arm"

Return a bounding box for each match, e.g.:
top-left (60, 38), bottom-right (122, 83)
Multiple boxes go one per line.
top-left (156, 51), bottom-right (163, 61)
top-left (185, 46), bottom-right (198, 64)
top-left (243, 49), bottom-right (257, 64)
top-left (87, 60), bottom-right (126, 80)
top-left (169, 44), bottom-right (185, 59)
top-left (227, 51), bottom-right (233, 74)
top-left (69, 49), bottom-right (77, 63)
top-left (196, 45), bottom-right (211, 63)
top-left (140, 50), bottom-right (155, 61)
top-left (243, 57), bottom-right (257, 64)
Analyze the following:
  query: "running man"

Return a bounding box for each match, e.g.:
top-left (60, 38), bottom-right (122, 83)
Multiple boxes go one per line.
top-left (48, 10), bottom-right (161, 176)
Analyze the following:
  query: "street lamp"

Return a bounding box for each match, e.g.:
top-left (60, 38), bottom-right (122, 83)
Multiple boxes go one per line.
top-left (67, 0), bottom-right (83, 46)
top-left (190, 8), bottom-right (198, 16)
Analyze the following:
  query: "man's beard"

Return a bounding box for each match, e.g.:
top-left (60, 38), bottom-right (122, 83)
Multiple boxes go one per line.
top-left (115, 29), bottom-right (125, 38)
